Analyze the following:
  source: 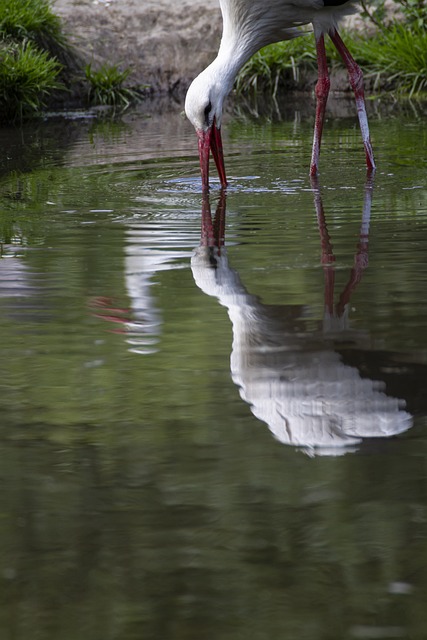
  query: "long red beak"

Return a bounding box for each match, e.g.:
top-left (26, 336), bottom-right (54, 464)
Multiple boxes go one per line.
top-left (197, 116), bottom-right (227, 192)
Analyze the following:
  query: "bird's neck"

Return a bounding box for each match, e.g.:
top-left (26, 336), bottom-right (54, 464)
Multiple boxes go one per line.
top-left (207, 36), bottom-right (256, 98)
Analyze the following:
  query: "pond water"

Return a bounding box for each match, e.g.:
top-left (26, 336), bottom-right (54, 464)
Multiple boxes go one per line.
top-left (0, 97), bottom-right (427, 639)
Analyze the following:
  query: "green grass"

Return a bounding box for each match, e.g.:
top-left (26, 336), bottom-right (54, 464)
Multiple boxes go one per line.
top-left (0, 0), bottom-right (65, 52)
top-left (0, 0), bottom-right (69, 121)
top-left (0, 40), bottom-right (62, 122)
top-left (353, 22), bottom-right (427, 96)
top-left (236, 32), bottom-right (317, 95)
top-left (236, 21), bottom-right (427, 98)
top-left (85, 64), bottom-right (143, 108)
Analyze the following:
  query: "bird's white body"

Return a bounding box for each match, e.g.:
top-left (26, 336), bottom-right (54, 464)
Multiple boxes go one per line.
top-left (220, 0), bottom-right (357, 52)
top-left (185, 0), bottom-right (374, 187)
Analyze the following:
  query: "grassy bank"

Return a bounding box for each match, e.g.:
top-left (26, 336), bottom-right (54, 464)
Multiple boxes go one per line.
top-left (0, 0), bottom-right (141, 123)
top-left (237, 0), bottom-right (427, 99)
top-left (0, 0), bottom-right (68, 121)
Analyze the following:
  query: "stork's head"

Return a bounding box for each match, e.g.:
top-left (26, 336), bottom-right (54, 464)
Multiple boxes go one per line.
top-left (185, 71), bottom-right (228, 192)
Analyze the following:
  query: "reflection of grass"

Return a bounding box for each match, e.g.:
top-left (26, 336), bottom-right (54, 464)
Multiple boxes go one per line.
top-left (85, 64), bottom-right (143, 108)
top-left (237, 23), bottom-right (427, 98)
top-left (87, 119), bottom-right (131, 145)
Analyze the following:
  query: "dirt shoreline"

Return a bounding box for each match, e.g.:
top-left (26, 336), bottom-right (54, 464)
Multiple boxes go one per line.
top-left (54, 0), bottom-right (223, 96)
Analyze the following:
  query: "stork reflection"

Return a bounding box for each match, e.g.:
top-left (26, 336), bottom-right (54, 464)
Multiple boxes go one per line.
top-left (191, 182), bottom-right (412, 456)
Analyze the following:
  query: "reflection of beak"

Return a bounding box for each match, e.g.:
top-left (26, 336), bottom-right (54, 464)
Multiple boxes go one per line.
top-left (201, 189), bottom-right (226, 249)
top-left (197, 116), bottom-right (227, 192)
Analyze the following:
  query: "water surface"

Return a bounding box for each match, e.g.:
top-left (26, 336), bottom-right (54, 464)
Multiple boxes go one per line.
top-left (0, 98), bottom-right (427, 639)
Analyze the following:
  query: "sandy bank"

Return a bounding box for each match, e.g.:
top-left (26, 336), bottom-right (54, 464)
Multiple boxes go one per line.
top-left (54, 0), bottom-right (222, 95)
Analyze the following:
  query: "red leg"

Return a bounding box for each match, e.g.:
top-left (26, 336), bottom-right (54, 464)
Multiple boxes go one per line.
top-left (329, 29), bottom-right (376, 172)
top-left (310, 34), bottom-right (330, 177)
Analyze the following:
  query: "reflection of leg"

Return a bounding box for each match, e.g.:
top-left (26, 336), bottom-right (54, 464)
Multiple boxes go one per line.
top-left (213, 189), bottom-right (226, 252)
top-left (311, 176), bottom-right (335, 266)
top-left (336, 175), bottom-right (374, 317)
top-left (310, 176), bottom-right (336, 316)
top-left (89, 297), bottom-right (131, 329)
top-left (329, 29), bottom-right (376, 172)
top-left (312, 175), bottom-right (374, 323)
top-left (310, 34), bottom-right (330, 177)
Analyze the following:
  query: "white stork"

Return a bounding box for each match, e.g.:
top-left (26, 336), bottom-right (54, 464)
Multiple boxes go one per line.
top-left (185, 0), bottom-right (375, 191)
